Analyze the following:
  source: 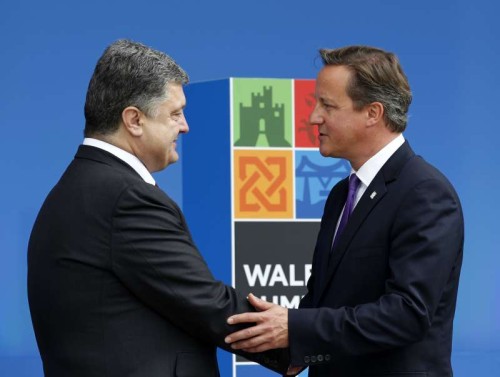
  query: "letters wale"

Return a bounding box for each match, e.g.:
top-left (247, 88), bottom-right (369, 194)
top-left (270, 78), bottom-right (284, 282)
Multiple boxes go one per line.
top-left (243, 263), bottom-right (312, 308)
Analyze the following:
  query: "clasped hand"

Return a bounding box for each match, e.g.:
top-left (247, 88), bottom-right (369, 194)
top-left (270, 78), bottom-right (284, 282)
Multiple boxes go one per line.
top-left (225, 293), bottom-right (289, 353)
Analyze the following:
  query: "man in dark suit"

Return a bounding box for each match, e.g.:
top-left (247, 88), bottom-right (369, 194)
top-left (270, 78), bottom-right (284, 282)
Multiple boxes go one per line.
top-left (28, 39), bottom-right (288, 377)
top-left (225, 46), bottom-right (464, 377)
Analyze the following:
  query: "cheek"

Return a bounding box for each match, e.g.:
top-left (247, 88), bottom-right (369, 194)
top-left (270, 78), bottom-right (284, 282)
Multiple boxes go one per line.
top-left (329, 115), bottom-right (351, 135)
top-left (324, 119), bottom-right (340, 136)
top-left (168, 124), bottom-right (179, 139)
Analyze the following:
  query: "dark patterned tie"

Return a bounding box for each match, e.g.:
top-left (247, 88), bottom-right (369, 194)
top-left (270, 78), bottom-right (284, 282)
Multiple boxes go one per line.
top-left (331, 174), bottom-right (361, 252)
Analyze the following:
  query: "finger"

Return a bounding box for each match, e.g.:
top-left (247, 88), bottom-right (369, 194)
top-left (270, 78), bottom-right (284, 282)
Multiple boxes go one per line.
top-left (247, 293), bottom-right (274, 311)
top-left (230, 336), bottom-right (269, 351)
top-left (286, 366), bottom-right (303, 375)
top-left (225, 325), bottom-right (263, 344)
top-left (227, 312), bottom-right (260, 325)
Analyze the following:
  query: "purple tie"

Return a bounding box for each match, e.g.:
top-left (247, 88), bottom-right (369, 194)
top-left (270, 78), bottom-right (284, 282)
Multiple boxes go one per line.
top-left (331, 174), bottom-right (361, 252)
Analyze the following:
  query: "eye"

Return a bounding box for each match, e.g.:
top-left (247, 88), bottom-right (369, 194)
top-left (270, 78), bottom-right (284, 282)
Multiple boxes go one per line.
top-left (319, 98), bottom-right (335, 110)
top-left (171, 111), bottom-right (183, 120)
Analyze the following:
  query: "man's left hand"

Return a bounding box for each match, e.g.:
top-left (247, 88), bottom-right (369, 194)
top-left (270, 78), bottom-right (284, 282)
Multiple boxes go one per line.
top-left (225, 293), bottom-right (289, 352)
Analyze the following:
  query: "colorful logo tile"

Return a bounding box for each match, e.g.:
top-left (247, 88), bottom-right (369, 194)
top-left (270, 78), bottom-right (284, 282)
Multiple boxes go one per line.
top-left (233, 79), bottom-right (292, 147)
top-left (294, 80), bottom-right (318, 148)
top-left (234, 150), bottom-right (293, 218)
top-left (295, 151), bottom-right (350, 219)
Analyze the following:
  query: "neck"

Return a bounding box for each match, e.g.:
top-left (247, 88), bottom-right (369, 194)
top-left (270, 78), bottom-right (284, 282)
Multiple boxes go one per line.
top-left (350, 132), bottom-right (400, 170)
top-left (90, 132), bottom-right (134, 155)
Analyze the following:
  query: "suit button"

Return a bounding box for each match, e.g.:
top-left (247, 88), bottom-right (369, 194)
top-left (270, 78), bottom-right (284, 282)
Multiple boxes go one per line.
top-left (317, 355), bottom-right (324, 362)
top-left (311, 355), bottom-right (317, 363)
top-left (304, 356), bottom-right (310, 364)
top-left (325, 354), bottom-right (331, 361)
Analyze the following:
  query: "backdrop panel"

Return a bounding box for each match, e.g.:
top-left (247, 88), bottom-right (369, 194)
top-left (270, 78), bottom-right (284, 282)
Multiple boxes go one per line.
top-left (184, 78), bottom-right (351, 376)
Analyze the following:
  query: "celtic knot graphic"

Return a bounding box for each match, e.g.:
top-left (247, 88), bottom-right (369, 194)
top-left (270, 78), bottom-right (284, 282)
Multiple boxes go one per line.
top-left (239, 156), bottom-right (288, 212)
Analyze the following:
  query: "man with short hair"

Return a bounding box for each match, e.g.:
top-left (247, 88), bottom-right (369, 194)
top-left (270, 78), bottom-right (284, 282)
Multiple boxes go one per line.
top-left (225, 46), bottom-right (464, 377)
top-left (28, 39), bottom-right (287, 377)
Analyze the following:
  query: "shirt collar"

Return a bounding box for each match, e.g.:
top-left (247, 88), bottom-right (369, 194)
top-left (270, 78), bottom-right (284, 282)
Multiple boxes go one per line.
top-left (353, 134), bottom-right (405, 188)
top-left (83, 138), bottom-right (156, 186)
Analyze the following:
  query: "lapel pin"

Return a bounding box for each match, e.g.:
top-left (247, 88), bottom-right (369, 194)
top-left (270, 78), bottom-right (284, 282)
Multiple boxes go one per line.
top-left (370, 191), bottom-right (377, 199)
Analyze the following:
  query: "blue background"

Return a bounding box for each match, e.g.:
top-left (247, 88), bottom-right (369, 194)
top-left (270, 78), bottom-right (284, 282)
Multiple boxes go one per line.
top-left (1, 0), bottom-right (499, 375)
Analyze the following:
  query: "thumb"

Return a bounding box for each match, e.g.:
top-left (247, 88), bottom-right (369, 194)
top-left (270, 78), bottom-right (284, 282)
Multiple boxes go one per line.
top-left (247, 293), bottom-right (274, 311)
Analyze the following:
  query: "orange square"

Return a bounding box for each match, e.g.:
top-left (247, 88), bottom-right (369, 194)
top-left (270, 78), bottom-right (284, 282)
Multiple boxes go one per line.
top-left (234, 150), bottom-right (293, 219)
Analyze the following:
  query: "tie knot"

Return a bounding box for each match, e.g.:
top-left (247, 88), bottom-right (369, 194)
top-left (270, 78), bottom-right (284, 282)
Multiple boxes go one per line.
top-left (348, 174), bottom-right (361, 193)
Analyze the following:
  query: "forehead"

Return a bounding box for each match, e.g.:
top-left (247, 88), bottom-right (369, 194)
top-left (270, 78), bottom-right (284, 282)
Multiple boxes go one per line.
top-left (164, 83), bottom-right (185, 105)
top-left (153, 84), bottom-right (186, 117)
top-left (315, 65), bottom-right (352, 97)
top-left (154, 83), bottom-right (185, 111)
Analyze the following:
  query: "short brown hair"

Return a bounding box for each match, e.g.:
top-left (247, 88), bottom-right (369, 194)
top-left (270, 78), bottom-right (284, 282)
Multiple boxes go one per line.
top-left (320, 46), bottom-right (412, 132)
top-left (84, 40), bottom-right (189, 137)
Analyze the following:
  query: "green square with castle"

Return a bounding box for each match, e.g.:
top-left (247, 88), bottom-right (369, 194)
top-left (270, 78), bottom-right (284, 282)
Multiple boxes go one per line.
top-left (232, 78), bottom-right (293, 147)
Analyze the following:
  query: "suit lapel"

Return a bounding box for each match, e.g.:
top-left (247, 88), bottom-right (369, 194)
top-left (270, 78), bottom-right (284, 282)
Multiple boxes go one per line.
top-left (313, 180), bottom-right (348, 304)
top-left (315, 141), bottom-right (416, 304)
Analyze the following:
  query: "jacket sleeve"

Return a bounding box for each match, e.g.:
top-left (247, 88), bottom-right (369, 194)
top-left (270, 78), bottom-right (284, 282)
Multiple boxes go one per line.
top-left (288, 177), bottom-right (464, 366)
top-left (110, 182), bottom-right (288, 374)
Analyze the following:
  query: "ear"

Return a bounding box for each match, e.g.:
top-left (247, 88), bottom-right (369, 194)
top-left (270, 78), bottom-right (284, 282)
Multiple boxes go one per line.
top-left (121, 106), bottom-right (145, 137)
top-left (366, 102), bottom-right (384, 127)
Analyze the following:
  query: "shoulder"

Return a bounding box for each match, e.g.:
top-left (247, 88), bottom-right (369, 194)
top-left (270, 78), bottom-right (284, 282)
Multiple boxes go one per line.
top-left (401, 156), bottom-right (459, 198)
top-left (64, 152), bottom-right (179, 216)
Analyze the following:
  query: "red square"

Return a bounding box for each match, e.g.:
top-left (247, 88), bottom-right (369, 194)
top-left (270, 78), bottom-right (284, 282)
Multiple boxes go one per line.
top-left (294, 80), bottom-right (318, 148)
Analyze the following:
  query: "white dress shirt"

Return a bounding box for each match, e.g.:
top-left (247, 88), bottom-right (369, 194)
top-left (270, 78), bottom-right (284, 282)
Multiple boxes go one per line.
top-left (353, 133), bottom-right (405, 206)
top-left (333, 134), bottom-right (405, 242)
top-left (83, 138), bottom-right (156, 186)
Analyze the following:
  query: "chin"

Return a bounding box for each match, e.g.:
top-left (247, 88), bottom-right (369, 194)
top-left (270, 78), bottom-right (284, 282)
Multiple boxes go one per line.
top-left (318, 146), bottom-right (330, 157)
top-left (167, 155), bottom-right (179, 166)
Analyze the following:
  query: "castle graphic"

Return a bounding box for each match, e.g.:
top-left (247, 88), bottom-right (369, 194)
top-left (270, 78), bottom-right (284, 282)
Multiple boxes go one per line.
top-left (235, 86), bottom-right (291, 147)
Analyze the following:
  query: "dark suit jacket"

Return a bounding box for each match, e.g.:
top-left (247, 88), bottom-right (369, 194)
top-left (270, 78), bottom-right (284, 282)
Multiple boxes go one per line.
top-left (28, 145), bottom-right (287, 377)
top-left (288, 141), bottom-right (464, 377)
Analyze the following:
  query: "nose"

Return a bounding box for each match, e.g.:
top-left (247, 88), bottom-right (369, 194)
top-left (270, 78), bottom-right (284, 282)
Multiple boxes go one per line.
top-left (309, 103), bottom-right (323, 126)
top-left (180, 114), bottom-right (189, 134)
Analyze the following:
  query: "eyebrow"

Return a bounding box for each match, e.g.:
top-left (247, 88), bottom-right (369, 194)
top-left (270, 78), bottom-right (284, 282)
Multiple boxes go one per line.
top-left (172, 101), bottom-right (186, 112)
top-left (318, 96), bottom-right (336, 105)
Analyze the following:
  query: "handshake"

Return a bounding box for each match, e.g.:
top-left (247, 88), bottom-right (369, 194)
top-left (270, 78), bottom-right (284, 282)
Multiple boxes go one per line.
top-left (225, 293), bottom-right (303, 376)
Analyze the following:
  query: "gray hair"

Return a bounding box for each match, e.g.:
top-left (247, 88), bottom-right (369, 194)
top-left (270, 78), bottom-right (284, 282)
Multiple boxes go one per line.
top-left (320, 46), bottom-right (412, 133)
top-left (84, 39), bottom-right (189, 136)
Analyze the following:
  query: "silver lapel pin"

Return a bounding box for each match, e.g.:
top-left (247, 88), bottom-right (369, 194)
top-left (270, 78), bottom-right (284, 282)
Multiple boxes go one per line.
top-left (370, 191), bottom-right (377, 199)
